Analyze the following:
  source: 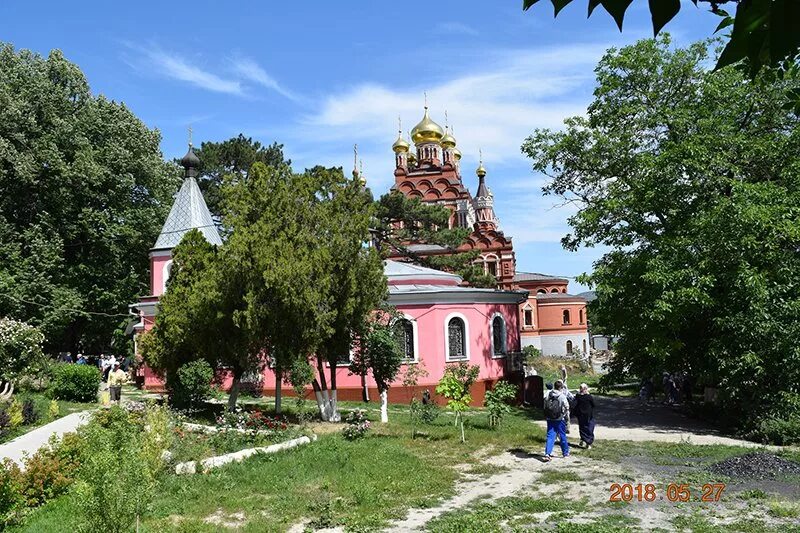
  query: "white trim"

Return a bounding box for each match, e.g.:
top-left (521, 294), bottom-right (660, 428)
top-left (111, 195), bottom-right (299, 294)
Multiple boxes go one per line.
top-left (388, 290), bottom-right (527, 306)
top-left (148, 249), bottom-right (173, 258)
top-left (162, 259), bottom-right (174, 294)
top-left (444, 312), bottom-right (470, 362)
top-left (393, 314), bottom-right (419, 363)
top-left (521, 303), bottom-right (534, 328)
top-left (490, 312), bottom-right (507, 359)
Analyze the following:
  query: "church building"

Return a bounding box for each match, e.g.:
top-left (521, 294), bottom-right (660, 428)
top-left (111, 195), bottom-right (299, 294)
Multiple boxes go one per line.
top-left (388, 107), bottom-right (590, 357)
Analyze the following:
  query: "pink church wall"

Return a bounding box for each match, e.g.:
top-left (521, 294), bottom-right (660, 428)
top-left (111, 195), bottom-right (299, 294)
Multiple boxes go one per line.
top-left (149, 254), bottom-right (172, 297)
top-left (138, 299), bottom-right (522, 405)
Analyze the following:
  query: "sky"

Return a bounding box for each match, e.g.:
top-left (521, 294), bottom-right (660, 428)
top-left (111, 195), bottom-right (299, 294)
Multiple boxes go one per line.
top-left (1, 1), bottom-right (721, 292)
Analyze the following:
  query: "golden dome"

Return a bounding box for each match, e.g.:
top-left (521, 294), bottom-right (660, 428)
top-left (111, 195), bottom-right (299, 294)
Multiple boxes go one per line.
top-left (453, 147), bottom-right (462, 160)
top-left (392, 131), bottom-right (410, 153)
top-left (410, 107), bottom-right (444, 144)
top-left (408, 151), bottom-right (417, 162)
top-left (476, 161), bottom-right (486, 177)
top-left (440, 127), bottom-right (456, 149)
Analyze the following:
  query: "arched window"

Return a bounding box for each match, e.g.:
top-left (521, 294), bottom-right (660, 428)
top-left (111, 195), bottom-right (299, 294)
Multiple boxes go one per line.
top-left (492, 315), bottom-right (506, 356)
top-left (445, 315), bottom-right (468, 361)
top-left (551, 288), bottom-right (559, 294)
top-left (563, 310), bottom-right (571, 325)
top-left (566, 340), bottom-right (573, 354)
top-left (579, 309), bottom-right (584, 324)
top-left (393, 318), bottom-right (416, 361)
top-left (486, 261), bottom-right (497, 278)
top-left (162, 260), bottom-right (173, 294)
top-left (537, 289), bottom-right (546, 295)
top-left (562, 288), bottom-right (567, 294)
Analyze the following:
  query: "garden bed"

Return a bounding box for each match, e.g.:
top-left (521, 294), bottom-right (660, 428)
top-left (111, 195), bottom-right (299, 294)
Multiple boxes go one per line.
top-left (0, 394), bottom-right (95, 445)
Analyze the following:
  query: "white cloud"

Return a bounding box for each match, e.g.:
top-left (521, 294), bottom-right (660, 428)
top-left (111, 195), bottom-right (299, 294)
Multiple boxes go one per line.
top-left (231, 58), bottom-right (301, 102)
top-left (436, 21), bottom-right (479, 36)
top-left (127, 44), bottom-right (243, 95)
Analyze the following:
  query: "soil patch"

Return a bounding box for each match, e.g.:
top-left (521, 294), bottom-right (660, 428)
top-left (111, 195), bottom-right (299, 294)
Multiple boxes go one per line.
top-left (710, 452), bottom-right (800, 479)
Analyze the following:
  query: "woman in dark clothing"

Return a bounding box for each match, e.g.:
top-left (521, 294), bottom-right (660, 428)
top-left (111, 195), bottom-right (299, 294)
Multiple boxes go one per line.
top-left (575, 383), bottom-right (596, 449)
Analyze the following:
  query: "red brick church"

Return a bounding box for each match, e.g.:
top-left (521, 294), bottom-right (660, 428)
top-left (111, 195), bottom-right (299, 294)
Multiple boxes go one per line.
top-left (388, 107), bottom-right (589, 356)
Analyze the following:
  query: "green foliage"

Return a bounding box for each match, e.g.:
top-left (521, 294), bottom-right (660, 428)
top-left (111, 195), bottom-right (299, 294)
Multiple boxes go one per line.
top-left (16, 432), bottom-right (84, 507)
top-left (372, 192), bottom-right (497, 287)
top-left (173, 359), bottom-right (214, 408)
top-left (522, 0), bottom-right (800, 76)
top-left (0, 317), bottom-right (45, 384)
top-left (341, 409), bottom-right (371, 440)
top-left (7, 400), bottom-right (22, 428)
top-left (50, 364), bottom-right (100, 403)
top-left (192, 135), bottom-right (289, 219)
top-left (436, 362), bottom-right (480, 442)
top-left (484, 380), bottom-right (518, 429)
top-left (523, 36), bottom-right (800, 423)
top-left (0, 44), bottom-right (178, 353)
top-left (0, 459), bottom-right (21, 528)
top-left (349, 308), bottom-right (405, 409)
top-left (749, 416), bottom-right (800, 446)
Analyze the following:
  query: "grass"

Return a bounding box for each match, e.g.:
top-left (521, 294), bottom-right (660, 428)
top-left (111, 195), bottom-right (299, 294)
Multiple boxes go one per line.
top-left (556, 513), bottom-right (639, 533)
top-left (768, 500), bottom-right (800, 518)
top-left (581, 439), bottom-right (754, 465)
top-left (531, 356), bottom-right (600, 390)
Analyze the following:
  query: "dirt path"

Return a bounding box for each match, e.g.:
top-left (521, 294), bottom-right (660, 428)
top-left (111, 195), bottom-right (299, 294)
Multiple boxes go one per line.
top-left (536, 395), bottom-right (773, 448)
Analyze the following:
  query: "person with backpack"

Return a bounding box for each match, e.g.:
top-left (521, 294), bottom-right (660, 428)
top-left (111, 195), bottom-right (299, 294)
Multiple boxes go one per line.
top-left (575, 383), bottom-right (596, 449)
top-left (543, 380), bottom-right (570, 461)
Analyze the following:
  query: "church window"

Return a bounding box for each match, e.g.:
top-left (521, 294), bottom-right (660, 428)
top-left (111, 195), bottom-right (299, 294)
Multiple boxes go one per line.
top-left (487, 261), bottom-right (497, 278)
top-left (394, 318), bottom-right (415, 361)
top-left (551, 288), bottom-right (559, 294)
top-left (579, 309), bottom-right (584, 324)
top-left (492, 316), bottom-right (506, 356)
top-left (566, 340), bottom-right (573, 354)
top-left (523, 308), bottom-right (533, 327)
top-left (447, 317), bottom-right (467, 360)
top-left (563, 310), bottom-right (571, 324)
top-left (537, 289), bottom-right (546, 295)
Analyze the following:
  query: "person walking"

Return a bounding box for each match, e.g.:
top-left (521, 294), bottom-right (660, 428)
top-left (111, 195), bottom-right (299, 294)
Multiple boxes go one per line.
top-left (107, 362), bottom-right (127, 405)
top-left (575, 383), bottom-right (596, 449)
top-left (543, 380), bottom-right (570, 461)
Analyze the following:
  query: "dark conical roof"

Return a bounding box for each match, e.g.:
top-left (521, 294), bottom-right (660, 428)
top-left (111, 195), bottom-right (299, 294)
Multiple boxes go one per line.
top-left (476, 174), bottom-right (489, 197)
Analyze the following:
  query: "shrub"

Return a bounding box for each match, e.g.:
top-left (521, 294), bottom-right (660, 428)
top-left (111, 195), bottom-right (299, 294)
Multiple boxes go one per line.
top-left (0, 317), bottom-right (46, 384)
top-left (172, 360), bottom-right (214, 408)
top-left (0, 407), bottom-right (9, 439)
top-left (484, 380), bottom-right (518, 429)
top-left (21, 399), bottom-right (38, 426)
top-left (436, 362), bottom-right (480, 443)
top-left (51, 364), bottom-right (100, 402)
top-left (749, 416), bottom-right (800, 446)
top-left (17, 433), bottom-right (83, 507)
top-left (342, 409), bottom-right (371, 440)
top-left (0, 459), bottom-right (22, 528)
top-left (410, 397), bottom-right (440, 426)
top-left (48, 399), bottom-right (59, 421)
top-left (239, 370), bottom-right (264, 398)
top-left (7, 400), bottom-right (22, 428)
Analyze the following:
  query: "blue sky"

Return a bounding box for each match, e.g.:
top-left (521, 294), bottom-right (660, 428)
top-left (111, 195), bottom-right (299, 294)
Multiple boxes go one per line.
top-left (1, 1), bottom-right (721, 292)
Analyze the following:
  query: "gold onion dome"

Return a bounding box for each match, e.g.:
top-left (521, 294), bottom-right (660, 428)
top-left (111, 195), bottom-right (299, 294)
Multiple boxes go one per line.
top-left (392, 132), bottom-right (410, 153)
top-left (476, 161), bottom-right (486, 177)
top-left (411, 107), bottom-right (444, 144)
top-left (440, 127), bottom-right (456, 149)
top-left (453, 146), bottom-right (462, 160)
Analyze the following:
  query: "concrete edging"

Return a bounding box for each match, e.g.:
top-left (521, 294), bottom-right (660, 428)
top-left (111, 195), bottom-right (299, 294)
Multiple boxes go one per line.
top-left (174, 434), bottom-right (317, 475)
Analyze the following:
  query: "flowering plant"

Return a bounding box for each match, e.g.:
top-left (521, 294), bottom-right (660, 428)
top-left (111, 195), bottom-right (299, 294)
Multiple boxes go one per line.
top-left (215, 406), bottom-right (288, 434)
top-left (0, 318), bottom-right (45, 383)
top-left (342, 409), bottom-right (371, 440)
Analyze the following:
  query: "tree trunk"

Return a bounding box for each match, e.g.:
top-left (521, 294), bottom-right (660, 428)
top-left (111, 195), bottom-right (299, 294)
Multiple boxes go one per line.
top-left (312, 358), bottom-right (341, 422)
top-left (379, 388), bottom-right (388, 423)
top-left (460, 419), bottom-right (465, 443)
top-left (227, 372), bottom-right (242, 412)
top-left (275, 376), bottom-right (282, 415)
top-left (361, 372), bottom-right (370, 402)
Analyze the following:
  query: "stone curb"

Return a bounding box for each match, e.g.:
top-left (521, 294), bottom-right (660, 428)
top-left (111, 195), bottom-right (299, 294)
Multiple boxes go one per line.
top-left (174, 434), bottom-right (317, 475)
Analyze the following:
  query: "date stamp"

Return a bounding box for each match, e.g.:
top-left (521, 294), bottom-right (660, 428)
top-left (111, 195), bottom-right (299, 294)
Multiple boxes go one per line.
top-left (609, 483), bottom-right (726, 502)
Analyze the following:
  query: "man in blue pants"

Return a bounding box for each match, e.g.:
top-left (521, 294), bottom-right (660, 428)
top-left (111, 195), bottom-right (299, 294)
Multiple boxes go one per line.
top-left (543, 380), bottom-right (570, 461)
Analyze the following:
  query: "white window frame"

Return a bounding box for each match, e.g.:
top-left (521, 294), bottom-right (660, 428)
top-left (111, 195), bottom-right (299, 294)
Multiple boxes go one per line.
top-left (444, 312), bottom-right (470, 362)
top-left (393, 314), bottom-right (419, 364)
top-left (490, 312), bottom-right (507, 358)
top-left (522, 304), bottom-right (534, 328)
top-left (161, 259), bottom-right (173, 294)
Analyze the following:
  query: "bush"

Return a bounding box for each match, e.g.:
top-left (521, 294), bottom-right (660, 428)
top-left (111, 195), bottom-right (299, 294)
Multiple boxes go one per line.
top-left (21, 399), bottom-right (38, 425)
top-left (0, 318), bottom-right (46, 384)
top-left (342, 409), bottom-right (371, 440)
top-left (749, 416), bottom-right (800, 446)
top-left (172, 360), bottom-right (214, 408)
top-left (410, 398), bottom-right (440, 426)
top-left (0, 407), bottom-right (9, 439)
top-left (51, 364), bottom-right (100, 402)
top-left (484, 380), bottom-right (518, 429)
top-left (17, 433), bottom-right (84, 507)
top-left (0, 459), bottom-right (22, 528)
top-left (7, 400), bottom-right (22, 428)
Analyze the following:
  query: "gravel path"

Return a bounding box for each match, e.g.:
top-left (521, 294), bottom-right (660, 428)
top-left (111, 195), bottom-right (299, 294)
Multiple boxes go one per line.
top-left (0, 411), bottom-right (92, 469)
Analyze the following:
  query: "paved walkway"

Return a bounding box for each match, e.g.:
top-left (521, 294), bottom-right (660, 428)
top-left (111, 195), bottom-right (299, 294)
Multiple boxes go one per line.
top-left (0, 411), bottom-right (92, 468)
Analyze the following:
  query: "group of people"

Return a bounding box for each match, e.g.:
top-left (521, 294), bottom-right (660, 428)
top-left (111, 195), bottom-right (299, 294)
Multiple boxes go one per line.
top-left (638, 372), bottom-right (693, 406)
top-left (56, 352), bottom-right (130, 404)
top-left (542, 380), bottom-right (595, 461)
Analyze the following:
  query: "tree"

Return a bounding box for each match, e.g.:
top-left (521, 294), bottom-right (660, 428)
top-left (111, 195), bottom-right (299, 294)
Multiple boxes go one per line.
top-left (0, 317), bottom-right (46, 388)
top-left (436, 362), bottom-right (480, 443)
top-left (192, 135), bottom-right (290, 219)
top-left (0, 43), bottom-right (178, 353)
top-left (349, 308), bottom-right (405, 423)
top-left (372, 192), bottom-right (496, 287)
top-left (522, 0), bottom-right (800, 76)
top-left (522, 36), bottom-right (800, 419)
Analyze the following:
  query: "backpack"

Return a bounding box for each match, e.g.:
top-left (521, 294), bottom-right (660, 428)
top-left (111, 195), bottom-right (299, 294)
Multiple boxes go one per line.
top-left (544, 393), bottom-right (565, 420)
